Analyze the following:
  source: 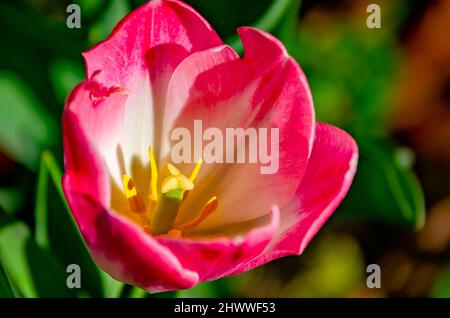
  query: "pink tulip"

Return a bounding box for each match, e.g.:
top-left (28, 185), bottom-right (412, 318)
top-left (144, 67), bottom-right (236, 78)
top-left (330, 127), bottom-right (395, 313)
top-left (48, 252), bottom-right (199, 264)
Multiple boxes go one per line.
top-left (62, 0), bottom-right (358, 292)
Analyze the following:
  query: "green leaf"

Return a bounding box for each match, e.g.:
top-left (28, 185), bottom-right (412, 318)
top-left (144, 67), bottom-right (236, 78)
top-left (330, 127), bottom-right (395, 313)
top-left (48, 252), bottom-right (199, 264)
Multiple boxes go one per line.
top-left (128, 286), bottom-right (148, 298)
top-left (226, 0), bottom-right (296, 53)
top-left (88, 0), bottom-right (130, 45)
top-left (337, 142), bottom-right (425, 229)
top-left (0, 260), bottom-right (15, 297)
top-left (0, 221), bottom-right (76, 297)
top-left (178, 281), bottom-right (218, 298)
top-left (99, 271), bottom-right (123, 298)
top-left (277, 0), bottom-right (302, 53)
top-left (0, 71), bottom-right (57, 170)
top-left (35, 153), bottom-right (51, 249)
top-left (251, 0), bottom-right (297, 34)
top-left (49, 58), bottom-right (84, 105)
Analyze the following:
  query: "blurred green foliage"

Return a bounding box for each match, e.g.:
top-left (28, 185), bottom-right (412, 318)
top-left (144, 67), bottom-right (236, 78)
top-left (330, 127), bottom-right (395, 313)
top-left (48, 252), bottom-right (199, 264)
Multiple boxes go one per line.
top-left (88, 0), bottom-right (130, 44)
top-left (433, 265), bottom-right (450, 298)
top-left (277, 0), bottom-right (425, 229)
top-left (281, 235), bottom-right (365, 297)
top-left (0, 0), bottom-right (437, 298)
top-left (0, 72), bottom-right (57, 171)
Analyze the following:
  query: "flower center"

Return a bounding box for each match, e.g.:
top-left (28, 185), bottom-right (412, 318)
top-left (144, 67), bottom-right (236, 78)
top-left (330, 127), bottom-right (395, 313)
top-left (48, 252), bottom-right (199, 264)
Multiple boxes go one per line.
top-left (121, 147), bottom-right (218, 238)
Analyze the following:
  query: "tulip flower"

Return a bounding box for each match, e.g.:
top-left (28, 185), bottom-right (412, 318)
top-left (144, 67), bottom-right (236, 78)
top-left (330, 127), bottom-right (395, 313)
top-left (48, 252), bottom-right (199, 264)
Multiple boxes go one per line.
top-left (62, 0), bottom-right (358, 292)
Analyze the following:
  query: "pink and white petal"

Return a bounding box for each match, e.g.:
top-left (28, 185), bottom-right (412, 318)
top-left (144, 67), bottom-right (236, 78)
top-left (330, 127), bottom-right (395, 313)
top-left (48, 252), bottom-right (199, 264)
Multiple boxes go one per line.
top-left (66, 47), bottom-right (190, 188)
top-left (62, 108), bottom-right (113, 206)
top-left (62, 112), bottom-right (198, 292)
top-left (237, 123), bottom-right (358, 271)
top-left (156, 206), bottom-right (280, 282)
top-left (172, 28), bottom-right (315, 228)
top-left (159, 44), bottom-right (240, 160)
top-left (284, 123), bottom-right (358, 253)
top-left (83, 0), bottom-right (222, 87)
top-left (63, 190), bottom-right (199, 292)
top-left (78, 0), bottom-right (224, 176)
top-left (170, 27), bottom-right (292, 134)
top-left (200, 57), bottom-right (315, 228)
top-left (65, 81), bottom-right (134, 187)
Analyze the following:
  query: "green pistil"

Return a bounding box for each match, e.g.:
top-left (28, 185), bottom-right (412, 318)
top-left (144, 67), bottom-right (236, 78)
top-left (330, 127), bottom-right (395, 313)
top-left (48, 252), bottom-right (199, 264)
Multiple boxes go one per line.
top-left (150, 189), bottom-right (184, 235)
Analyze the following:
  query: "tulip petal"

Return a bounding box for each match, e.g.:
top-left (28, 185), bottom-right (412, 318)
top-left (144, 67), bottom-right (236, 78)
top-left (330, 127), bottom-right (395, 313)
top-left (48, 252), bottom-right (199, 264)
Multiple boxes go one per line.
top-left (62, 111), bottom-right (199, 292)
top-left (62, 0), bottom-right (358, 291)
top-left (62, 106), bottom-right (112, 206)
top-left (160, 45), bottom-right (240, 160)
top-left (72, 0), bottom-right (223, 187)
top-left (64, 82), bottom-right (129, 188)
top-left (284, 123), bottom-right (358, 254)
top-left (83, 0), bottom-right (222, 86)
top-left (170, 28), bottom-right (315, 229)
top-left (63, 190), bottom-right (199, 292)
top-left (156, 205), bottom-right (280, 281)
top-left (232, 123), bottom-right (358, 273)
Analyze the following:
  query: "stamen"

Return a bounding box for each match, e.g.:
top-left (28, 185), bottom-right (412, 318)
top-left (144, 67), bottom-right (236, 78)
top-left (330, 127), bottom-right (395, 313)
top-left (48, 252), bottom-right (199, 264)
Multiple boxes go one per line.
top-left (148, 147), bottom-right (158, 201)
top-left (161, 163), bottom-right (194, 193)
top-left (181, 159), bottom-right (204, 203)
top-left (178, 196), bottom-right (218, 230)
top-left (151, 164), bottom-right (195, 235)
top-left (122, 175), bottom-right (146, 213)
top-left (189, 158), bottom-right (203, 182)
top-left (121, 149), bottom-right (207, 236)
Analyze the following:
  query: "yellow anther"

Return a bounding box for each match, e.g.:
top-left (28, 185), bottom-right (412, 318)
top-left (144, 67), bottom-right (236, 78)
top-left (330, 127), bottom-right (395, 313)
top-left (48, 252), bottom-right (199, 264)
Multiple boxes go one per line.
top-left (177, 174), bottom-right (194, 191)
top-left (148, 147), bottom-right (158, 201)
top-left (161, 174), bottom-right (194, 194)
top-left (164, 163), bottom-right (180, 176)
top-left (161, 175), bottom-right (178, 193)
top-left (178, 196), bottom-right (218, 230)
top-left (189, 158), bottom-right (203, 182)
top-left (122, 175), bottom-right (146, 213)
top-left (161, 163), bottom-right (194, 194)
